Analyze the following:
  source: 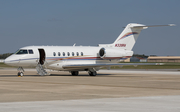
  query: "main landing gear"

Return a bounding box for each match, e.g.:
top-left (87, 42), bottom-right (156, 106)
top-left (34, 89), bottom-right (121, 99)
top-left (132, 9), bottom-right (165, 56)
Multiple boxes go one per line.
top-left (88, 68), bottom-right (97, 76)
top-left (71, 71), bottom-right (79, 76)
top-left (17, 67), bottom-right (24, 77)
top-left (88, 71), bottom-right (97, 76)
top-left (71, 70), bottom-right (97, 76)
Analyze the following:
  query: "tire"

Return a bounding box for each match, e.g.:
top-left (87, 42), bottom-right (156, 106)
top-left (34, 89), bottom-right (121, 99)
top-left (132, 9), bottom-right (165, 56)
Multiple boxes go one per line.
top-left (17, 72), bottom-right (24, 77)
top-left (89, 71), bottom-right (97, 76)
top-left (71, 71), bottom-right (79, 76)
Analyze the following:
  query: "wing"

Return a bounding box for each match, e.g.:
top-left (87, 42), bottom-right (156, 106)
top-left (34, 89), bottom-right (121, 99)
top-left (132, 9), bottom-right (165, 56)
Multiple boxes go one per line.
top-left (62, 63), bottom-right (163, 69)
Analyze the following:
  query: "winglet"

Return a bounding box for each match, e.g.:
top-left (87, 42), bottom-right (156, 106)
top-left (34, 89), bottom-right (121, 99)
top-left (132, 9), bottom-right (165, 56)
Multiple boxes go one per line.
top-left (169, 24), bottom-right (176, 26)
top-left (132, 24), bottom-right (176, 28)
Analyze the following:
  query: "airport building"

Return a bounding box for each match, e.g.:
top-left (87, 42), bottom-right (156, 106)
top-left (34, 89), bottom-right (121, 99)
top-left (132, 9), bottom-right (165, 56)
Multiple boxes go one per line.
top-left (123, 56), bottom-right (180, 63)
top-left (147, 56), bottom-right (180, 62)
top-left (123, 57), bottom-right (147, 62)
top-left (0, 59), bottom-right (4, 63)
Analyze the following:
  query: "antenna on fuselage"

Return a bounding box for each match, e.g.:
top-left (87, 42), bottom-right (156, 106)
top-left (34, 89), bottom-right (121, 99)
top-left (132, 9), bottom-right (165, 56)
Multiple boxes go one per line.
top-left (73, 43), bottom-right (76, 46)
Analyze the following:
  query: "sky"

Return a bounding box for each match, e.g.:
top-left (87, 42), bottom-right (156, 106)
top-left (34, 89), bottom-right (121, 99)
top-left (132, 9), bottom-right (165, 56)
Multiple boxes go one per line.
top-left (0, 0), bottom-right (180, 56)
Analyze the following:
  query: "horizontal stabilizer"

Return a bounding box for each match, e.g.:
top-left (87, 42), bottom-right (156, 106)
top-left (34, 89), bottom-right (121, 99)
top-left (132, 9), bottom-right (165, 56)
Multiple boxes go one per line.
top-left (132, 24), bottom-right (175, 29)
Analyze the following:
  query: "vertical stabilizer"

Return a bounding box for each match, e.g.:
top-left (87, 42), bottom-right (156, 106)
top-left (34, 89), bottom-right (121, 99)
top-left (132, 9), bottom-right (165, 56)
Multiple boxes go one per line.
top-left (112, 23), bottom-right (146, 50)
top-left (98, 23), bottom-right (174, 50)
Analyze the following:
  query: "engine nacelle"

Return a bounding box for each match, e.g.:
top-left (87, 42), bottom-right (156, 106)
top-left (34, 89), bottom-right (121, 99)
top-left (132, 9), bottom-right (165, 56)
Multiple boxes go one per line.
top-left (99, 48), bottom-right (133, 59)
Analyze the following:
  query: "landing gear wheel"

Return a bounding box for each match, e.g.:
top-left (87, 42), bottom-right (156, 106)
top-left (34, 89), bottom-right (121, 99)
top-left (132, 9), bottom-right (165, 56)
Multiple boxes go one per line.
top-left (88, 71), bottom-right (97, 76)
top-left (17, 72), bottom-right (24, 77)
top-left (71, 71), bottom-right (79, 76)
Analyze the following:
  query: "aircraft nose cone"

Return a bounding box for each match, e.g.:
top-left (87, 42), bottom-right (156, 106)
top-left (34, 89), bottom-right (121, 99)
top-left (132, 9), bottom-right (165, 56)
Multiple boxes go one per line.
top-left (4, 57), bottom-right (11, 66)
top-left (4, 56), bottom-right (18, 66)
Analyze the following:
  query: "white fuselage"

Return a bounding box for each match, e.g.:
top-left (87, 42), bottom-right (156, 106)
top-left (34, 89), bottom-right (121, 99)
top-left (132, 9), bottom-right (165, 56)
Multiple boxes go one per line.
top-left (5, 46), bottom-right (132, 71)
top-left (5, 23), bottom-right (172, 74)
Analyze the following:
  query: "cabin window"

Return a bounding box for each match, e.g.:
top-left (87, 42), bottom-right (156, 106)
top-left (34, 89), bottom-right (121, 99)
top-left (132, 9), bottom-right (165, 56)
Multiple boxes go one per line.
top-left (63, 52), bottom-right (65, 56)
top-left (58, 52), bottom-right (61, 56)
top-left (72, 52), bottom-right (74, 56)
top-left (67, 52), bottom-right (70, 56)
top-left (77, 52), bottom-right (79, 56)
top-left (28, 50), bottom-right (34, 54)
top-left (16, 49), bottom-right (28, 54)
top-left (81, 52), bottom-right (83, 56)
top-left (53, 52), bottom-right (56, 56)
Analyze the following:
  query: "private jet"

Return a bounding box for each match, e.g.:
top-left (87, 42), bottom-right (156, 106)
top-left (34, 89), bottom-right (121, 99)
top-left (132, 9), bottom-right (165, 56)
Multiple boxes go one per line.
top-left (4, 23), bottom-right (175, 76)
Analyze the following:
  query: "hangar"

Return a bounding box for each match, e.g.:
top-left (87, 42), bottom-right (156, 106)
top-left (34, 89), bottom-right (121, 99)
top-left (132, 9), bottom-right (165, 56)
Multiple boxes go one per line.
top-left (147, 56), bottom-right (180, 62)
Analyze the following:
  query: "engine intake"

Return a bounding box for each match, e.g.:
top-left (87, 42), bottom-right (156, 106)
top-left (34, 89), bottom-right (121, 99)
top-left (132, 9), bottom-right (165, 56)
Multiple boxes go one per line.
top-left (99, 47), bottom-right (130, 59)
top-left (99, 48), bottom-right (106, 58)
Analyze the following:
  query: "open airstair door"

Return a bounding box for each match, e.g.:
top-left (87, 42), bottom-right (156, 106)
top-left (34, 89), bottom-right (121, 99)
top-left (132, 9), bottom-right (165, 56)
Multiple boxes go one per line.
top-left (37, 49), bottom-right (48, 76)
top-left (38, 49), bottom-right (46, 65)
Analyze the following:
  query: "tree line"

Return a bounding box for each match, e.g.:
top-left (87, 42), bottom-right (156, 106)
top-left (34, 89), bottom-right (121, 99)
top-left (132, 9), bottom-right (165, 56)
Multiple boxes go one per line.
top-left (0, 53), bottom-right (13, 59)
top-left (132, 54), bottom-right (149, 58)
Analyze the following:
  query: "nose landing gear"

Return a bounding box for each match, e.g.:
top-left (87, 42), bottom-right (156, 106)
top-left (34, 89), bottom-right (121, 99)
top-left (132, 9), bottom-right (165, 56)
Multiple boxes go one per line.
top-left (17, 67), bottom-right (24, 77)
top-left (17, 72), bottom-right (24, 77)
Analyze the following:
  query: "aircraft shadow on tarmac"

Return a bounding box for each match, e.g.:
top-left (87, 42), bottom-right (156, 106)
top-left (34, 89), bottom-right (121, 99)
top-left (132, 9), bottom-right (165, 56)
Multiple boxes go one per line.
top-left (49, 74), bottom-right (139, 77)
top-left (0, 74), bottom-right (42, 77)
top-left (0, 75), bottom-right (18, 77)
top-left (50, 73), bottom-right (112, 76)
top-left (0, 73), bottom-right (141, 77)
top-left (0, 73), bottom-right (112, 77)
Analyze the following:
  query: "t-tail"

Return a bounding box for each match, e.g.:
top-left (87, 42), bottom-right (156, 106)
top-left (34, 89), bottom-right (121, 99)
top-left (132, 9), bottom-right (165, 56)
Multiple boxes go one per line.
top-left (99, 23), bottom-right (175, 50)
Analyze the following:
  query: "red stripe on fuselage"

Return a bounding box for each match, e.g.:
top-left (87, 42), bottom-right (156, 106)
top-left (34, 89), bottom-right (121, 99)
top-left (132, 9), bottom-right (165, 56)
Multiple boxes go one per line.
top-left (46, 56), bottom-right (132, 61)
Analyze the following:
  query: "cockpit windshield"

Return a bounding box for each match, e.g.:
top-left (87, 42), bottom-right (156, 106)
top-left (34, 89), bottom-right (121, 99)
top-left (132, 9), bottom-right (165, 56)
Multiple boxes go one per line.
top-left (15, 49), bottom-right (28, 54)
top-left (14, 49), bottom-right (34, 54)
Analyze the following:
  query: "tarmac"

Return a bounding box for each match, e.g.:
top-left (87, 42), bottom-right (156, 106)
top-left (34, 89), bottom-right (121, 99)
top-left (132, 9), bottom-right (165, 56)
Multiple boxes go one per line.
top-left (0, 68), bottom-right (180, 112)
